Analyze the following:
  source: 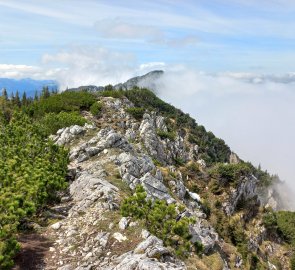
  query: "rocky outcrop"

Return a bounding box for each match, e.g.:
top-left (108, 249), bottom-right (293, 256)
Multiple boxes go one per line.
top-left (104, 235), bottom-right (186, 270)
top-left (50, 123), bottom-right (95, 145)
top-left (46, 120), bottom-right (186, 269)
top-left (139, 113), bottom-right (189, 165)
top-left (190, 219), bottom-right (219, 254)
top-left (117, 152), bottom-right (175, 202)
top-left (224, 175), bottom-right (259, 215)
top-left (69, 127), bottom-right (133, 163)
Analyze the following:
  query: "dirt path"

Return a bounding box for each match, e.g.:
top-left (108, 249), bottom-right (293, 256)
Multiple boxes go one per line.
top-left (12, 233), bottom-right (53, 270)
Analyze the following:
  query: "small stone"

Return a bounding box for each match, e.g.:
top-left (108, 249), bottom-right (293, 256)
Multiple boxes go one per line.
top-left (51, 222), bottom-right (62, 230)
top-left (189, 191), bottom-right (201, 201)
top-left (84, 252), bottom-right (93, 260)
top-left (141, 229), bottom-right (150, 239)
top-left (129, 221), bottom-right (138, 227)
top-left (118, 217), bottom-right (129, 230)
top-left (113, 232), bottom-right (127, 242)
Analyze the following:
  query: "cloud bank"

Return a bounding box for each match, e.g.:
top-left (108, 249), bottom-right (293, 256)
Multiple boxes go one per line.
top-left (150, 68), bottom-right (295, 195)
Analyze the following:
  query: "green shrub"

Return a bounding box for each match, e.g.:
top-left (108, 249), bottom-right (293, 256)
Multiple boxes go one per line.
top-left (90, 102), bottom-right (103, 116)
top-left (262, 210), bottom-right (278, 231)
top-left (214, 200), bottom-right (222, 209)
top-left (157, 129), bottom-right (176, 140)
top-left (121, 185), bottom-right (202, 257)
top-left (210, 181), bottom-right (223, 195)
top-left (0, 112), bottom-right (68, 269)
top-left (276, 211), bottom-right (295, 246)
top-left (39, 111), bottom-right (87, 136)
top-left (174, 157), bottom-right (185, 166)
top-left (126, 107), bottom-right (145, 120)
top-left (209, 162), bottom-right (253, 184)
top-left (201, 200), bottom-right (211, 217)
top-left (27, 91), bottom-right (96, 117)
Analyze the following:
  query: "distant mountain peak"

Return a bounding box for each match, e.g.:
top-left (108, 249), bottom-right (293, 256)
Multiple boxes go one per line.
top-left (67, 70), bottom-right (164, 92)
top-left (114, 70), bottom-right (164, 90)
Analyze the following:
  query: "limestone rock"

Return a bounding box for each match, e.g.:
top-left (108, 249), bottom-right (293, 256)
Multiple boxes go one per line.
top-left (113, 232), bottom-right (128, 242)
top-left (118, 217), bottom-right (129, 230)
top-left (51, 222), bottom-right (62, 230)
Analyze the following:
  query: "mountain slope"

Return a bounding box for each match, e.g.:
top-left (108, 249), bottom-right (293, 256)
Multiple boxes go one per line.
top-left (1, 87), bottom-right (293, 270)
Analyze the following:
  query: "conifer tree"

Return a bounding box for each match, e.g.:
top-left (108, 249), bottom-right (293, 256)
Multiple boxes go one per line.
top-left (34, 90), bottom-right (39, 101)
top-left (22, 91), bottom-right (27, 106)
top-left (2, 88), bottom-right (8, 100)
top-left (41, 86), bottom-right (50, 99)
top-left (15, 91), bottom-right (21, 107)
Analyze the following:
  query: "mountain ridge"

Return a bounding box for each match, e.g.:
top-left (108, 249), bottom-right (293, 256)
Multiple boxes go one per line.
top-left (1, 82), bottom-right (294, 270)
top-left (67, 70), bottom-right (164, 92)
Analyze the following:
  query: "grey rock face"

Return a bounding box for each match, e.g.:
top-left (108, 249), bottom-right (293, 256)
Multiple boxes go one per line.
top-left (139, 113), bottom-right (167, 164)
top-left (69, 127), bottom-right (133, 163)
top-left (51, 124), bottom-right (95, 145)
top-left (139, 113), bottom-right (189, 165)
top-left (224, 175), bottom-right (259, 215)
top-left (117, 152), bottom-right (175, 202)
top-left (69, 170), bottom-right (119, 214)
top-left (190, 220), bottom-right (219, 254)
top-left (105, 236), bottom-right (186, 270)
top-left (229, 152), bottom-right (240, 164)
top-left (141, 172), bottom-right (174, 202)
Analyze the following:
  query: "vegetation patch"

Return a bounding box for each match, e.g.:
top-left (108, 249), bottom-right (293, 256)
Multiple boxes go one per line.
top-left (125, 107), bottom-right (145, 120)
top-left (121, 185), bottom-right (203, 257)
top-left (209, 162), bottom-right (253, 185)
top-left (263, 210), bottom-right (295, 246)
top-left (0, 113), bottom-right (68, 269)
top-left (89, 101), bottom-right (102, 116)
top-left (39, 111), bottom-right (87, 135)
top-left (157, 129), bottom-right (176, 141)
top-left (27, 90), bottom-right (96, 117)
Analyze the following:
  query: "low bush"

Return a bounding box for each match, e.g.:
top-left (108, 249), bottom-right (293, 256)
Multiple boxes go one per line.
top-left (0, 113), bottom-right (68, 269)
top-left (90, 102), bottom-right (103, 116)
top-left (209, 162), bottom-right (253, 184)
top-left (27, 91), bottom-right (96, 117)
top-left (121, 185), bottom-right (203, 257)
top-left (126, 107), bottom-right (145, 120)
top-left (157, 129), bottom-right (176, 141)
top-left (39, 111), bottom-right (87, 136)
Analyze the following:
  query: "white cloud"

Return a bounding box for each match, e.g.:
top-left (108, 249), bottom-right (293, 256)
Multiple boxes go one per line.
top-left (94, 17), bottom-right (199, 47)
top-left (0, 64), bottom-right (42, 79)
top-left (94, 18), bottom-right (163, 41)
top-left (151, 68), bottom-right (295, 206)
top-left (42, 46), bottom-right (137, 89)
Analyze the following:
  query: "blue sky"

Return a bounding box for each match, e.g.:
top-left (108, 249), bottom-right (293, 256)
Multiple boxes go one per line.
top-left (1, 0), bottom-right (295, 190)
top-left (1, 0), bottom-right (295, 78)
